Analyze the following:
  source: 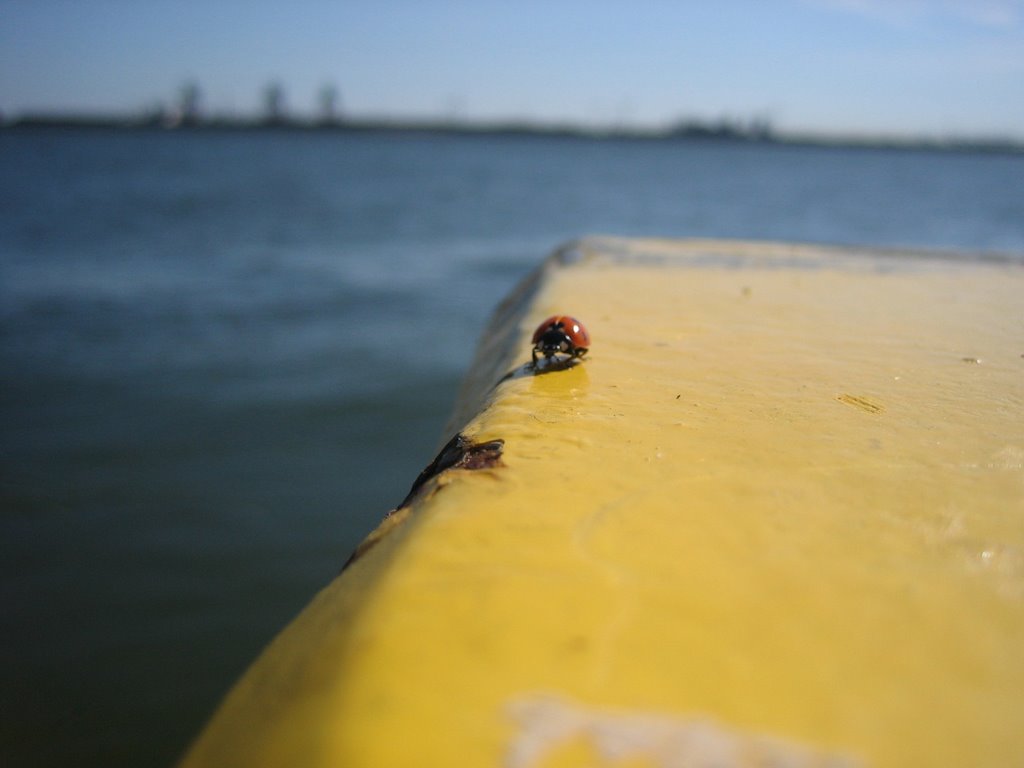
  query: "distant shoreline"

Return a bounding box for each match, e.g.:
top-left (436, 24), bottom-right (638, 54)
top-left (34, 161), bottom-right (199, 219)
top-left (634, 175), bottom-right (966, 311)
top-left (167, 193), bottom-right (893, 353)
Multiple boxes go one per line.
top-left (3, 113), bottom-right (1022, 155)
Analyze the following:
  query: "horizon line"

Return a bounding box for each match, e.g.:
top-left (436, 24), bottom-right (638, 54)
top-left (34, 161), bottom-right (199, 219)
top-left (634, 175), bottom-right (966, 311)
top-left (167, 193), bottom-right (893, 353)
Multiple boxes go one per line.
top-left (3, 108), bottom-right (1023, 153)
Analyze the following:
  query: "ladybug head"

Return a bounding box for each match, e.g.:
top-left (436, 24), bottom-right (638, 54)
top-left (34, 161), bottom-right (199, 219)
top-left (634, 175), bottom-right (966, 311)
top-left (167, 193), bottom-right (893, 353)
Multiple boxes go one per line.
top-left (535, 326), bottom-right (572, 357)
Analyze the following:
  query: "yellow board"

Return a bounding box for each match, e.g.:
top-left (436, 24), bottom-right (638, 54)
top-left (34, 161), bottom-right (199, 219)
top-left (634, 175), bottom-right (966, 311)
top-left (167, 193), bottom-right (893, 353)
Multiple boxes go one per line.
top-left (180, 238), bottom-right (1024, 768)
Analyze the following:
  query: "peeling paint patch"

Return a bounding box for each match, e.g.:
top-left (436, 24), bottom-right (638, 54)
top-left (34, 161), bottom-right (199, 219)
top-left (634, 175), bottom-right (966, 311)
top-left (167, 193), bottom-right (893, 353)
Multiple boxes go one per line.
top-left (397, 432), bottom-right (505, 509)
top-left (506, 695), bottom-right (860, 768)
top-left (342, 433), bottom-right (505, 570)
top-left (836, 394), bottom-right (885, 414)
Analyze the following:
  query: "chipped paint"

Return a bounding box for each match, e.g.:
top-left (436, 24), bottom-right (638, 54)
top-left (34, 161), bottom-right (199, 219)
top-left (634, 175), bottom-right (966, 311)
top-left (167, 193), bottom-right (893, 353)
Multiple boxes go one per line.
top-left (396, 432), bottom-right (505, 509)
top-left (506, 695), bottom-right (860, 768)
top-left (341, 432), bottom-right (504, 569)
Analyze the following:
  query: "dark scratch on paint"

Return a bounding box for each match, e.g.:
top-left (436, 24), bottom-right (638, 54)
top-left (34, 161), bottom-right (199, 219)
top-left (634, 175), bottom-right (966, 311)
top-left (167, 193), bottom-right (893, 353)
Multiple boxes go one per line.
top-left (836, 393), bottom-right (885, 414)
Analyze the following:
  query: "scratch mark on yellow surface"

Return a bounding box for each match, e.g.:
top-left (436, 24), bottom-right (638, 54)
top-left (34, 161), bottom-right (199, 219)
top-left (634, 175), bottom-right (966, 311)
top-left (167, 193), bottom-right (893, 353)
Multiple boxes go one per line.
top-left (836, 394), bottom-right (885, 414)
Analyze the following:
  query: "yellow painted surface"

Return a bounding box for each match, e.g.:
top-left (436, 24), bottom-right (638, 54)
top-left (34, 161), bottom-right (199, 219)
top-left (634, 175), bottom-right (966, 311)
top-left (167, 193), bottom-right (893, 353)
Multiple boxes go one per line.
top-left (180, 238), bottom-right (1024, 768)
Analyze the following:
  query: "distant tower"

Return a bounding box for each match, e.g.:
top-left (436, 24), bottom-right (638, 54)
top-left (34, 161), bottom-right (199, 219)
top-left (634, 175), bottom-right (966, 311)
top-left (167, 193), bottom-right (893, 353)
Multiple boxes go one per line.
top-left (179, 81), bottom-right (201, 126)
top-left (318, 84), bottom-right (341, 125)
top-left (264, 82), bottom-right (286, 125)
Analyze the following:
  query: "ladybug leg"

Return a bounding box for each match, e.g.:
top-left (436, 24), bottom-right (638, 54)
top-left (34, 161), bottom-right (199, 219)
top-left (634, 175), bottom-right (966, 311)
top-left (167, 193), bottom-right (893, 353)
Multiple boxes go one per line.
top-left (573, 347), bottom-right (588, 359)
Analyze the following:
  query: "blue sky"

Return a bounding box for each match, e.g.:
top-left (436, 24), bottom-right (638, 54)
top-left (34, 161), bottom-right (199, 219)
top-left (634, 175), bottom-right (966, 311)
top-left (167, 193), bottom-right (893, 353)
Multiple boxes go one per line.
top-left (2, 0), bottom-right (1022, 139)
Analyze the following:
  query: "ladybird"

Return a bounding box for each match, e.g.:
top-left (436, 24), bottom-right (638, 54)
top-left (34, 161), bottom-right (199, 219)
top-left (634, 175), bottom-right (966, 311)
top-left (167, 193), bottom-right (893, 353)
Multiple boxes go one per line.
top-left (531, 314), bottom-right (590, 365)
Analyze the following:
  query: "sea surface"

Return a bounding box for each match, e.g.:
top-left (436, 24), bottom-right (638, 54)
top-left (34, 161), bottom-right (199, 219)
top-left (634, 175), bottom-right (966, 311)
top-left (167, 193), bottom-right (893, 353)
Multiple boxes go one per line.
top-left (2, 129), bottom-right (1022, 767)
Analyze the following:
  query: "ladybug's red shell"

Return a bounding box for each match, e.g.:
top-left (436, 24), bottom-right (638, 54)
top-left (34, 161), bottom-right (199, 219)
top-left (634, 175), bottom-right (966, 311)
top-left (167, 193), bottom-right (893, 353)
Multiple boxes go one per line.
top-left (531, 315), bottom-right (590, 348)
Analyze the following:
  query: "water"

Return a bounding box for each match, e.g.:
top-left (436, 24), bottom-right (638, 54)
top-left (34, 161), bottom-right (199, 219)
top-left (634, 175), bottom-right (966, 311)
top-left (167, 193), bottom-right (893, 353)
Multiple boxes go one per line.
top-left (1, 129), bottom-right (1022, 767)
